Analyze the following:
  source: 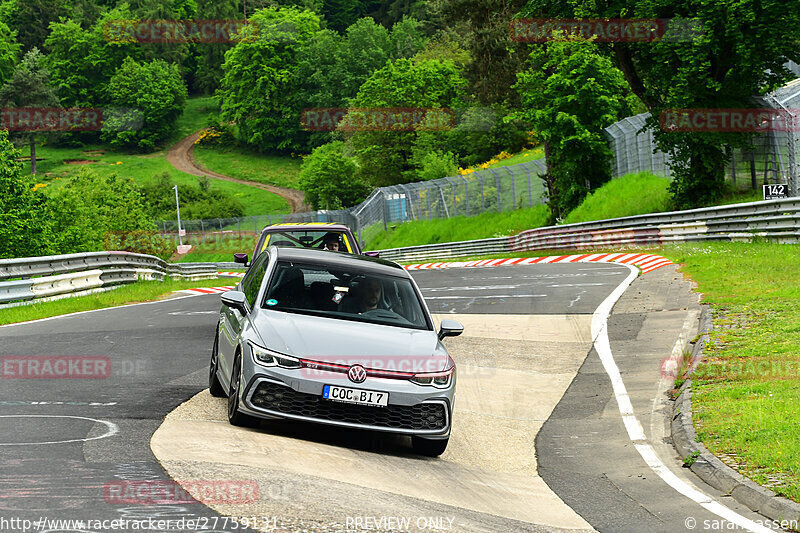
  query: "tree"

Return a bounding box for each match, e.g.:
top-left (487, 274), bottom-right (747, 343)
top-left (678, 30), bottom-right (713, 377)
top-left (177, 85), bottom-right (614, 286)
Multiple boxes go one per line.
top-left (49, 169), bottom-right (167, 257)
top-left (347, 57), bottom-right (467, 186)
top-left (129, 0), bottom-right (198, 69)
top-left (522, 0), bottom-right (800, 207)
top-left (299, 141), bottom-right (370, 209)
top-left (194, 0), bottom-right (241, 94)
top-left (45, 6), bottom-right (143, 108)
top-left (0, 48), bottom-right (60, 175)
top-left (101, 57), bottom-right (188, 151)
top-left (436, 0), bottom-right (529, 106)
top-left (0, 20), bottom-right (19, 85)
top-left (217, 6), bottom-right (321, 152)
top-left (0, 129), bottom-right (55, 258)
top-left (0, 0), bottom-right (69, 52)
top-left (513, 39), bottom-right (633, 219)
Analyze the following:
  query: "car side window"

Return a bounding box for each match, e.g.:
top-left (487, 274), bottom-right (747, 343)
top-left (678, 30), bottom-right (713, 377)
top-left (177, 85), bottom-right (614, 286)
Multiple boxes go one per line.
top-left (241, 253), bottom-right (269, 308)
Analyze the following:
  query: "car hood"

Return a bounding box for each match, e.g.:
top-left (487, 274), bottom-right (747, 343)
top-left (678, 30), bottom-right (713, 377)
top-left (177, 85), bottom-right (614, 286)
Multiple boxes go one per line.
top-left (251, 310), bottom-right (448, 372)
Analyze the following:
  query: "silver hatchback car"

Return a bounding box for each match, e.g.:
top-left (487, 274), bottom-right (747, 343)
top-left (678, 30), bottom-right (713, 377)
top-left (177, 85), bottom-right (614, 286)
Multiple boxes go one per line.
top-left (209, 247), bottom-right (463, 456)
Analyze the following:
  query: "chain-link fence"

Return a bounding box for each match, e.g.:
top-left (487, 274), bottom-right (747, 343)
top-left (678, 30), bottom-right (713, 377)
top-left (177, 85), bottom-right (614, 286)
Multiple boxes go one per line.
top-left (159, 159), bottom-right (548, 247)
top-left (162, 80), bottom-right (800, 248)
top-left (605, 82), bottom-right (800, 196)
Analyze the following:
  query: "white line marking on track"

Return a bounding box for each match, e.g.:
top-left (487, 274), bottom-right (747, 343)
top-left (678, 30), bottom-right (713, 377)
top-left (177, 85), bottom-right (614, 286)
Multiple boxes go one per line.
top-left (424, 294), bottom-right (547, 300)
top-left (0, 415), bottom-right (119, 446)
top-left (593, 264), bottom-right (772, 533)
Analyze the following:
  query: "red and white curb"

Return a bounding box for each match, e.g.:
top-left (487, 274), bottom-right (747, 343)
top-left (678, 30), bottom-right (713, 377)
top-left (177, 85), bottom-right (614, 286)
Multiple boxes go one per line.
top-left (176, 286), bottom-right (235, 295)
top-left (404, 253), bottom-right (673, 274)
top-left (217, 271), bottom-right (245, 278)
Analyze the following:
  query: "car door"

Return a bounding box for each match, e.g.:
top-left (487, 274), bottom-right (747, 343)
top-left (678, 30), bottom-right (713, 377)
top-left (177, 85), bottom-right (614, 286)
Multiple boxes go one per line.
top-left (219, 251), bottom-right (270, 388)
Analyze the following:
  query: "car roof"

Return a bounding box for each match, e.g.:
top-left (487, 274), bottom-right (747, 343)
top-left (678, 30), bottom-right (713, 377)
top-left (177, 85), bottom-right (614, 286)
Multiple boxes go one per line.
top-left (270, 247), bottom-right (406, 275)
top-left (261, 222), bottom-right (351, 233)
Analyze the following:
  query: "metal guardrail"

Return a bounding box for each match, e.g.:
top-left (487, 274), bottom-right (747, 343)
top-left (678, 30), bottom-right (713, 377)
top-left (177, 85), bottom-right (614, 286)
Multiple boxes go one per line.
top-left (4, 197), bottom-right (798, 306)
top-left (0, 252), bottom-right (218, 305)
top-left (376, 198), bottom-right (800, 262)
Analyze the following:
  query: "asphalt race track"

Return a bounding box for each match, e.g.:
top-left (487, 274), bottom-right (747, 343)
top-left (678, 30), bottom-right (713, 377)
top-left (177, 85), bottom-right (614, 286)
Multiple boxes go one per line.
top-left (0, 263), bottom-right (776, 533)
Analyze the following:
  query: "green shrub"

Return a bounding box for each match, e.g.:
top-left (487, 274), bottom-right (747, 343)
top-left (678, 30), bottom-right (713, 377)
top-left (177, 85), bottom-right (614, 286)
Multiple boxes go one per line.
top-left (299, 141), bottom-right (370, 210)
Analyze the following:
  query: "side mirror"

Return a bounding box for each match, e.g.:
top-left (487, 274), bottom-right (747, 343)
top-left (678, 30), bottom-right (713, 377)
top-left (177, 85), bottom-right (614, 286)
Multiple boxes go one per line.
top-left (221, 290), bottom-right (248, 314)
top-left (234, 253), bottom-right (249, 265)
top-left (438, 319), bottom-right (463, 340)
top-left (364, 251), bottom-right (380, 258)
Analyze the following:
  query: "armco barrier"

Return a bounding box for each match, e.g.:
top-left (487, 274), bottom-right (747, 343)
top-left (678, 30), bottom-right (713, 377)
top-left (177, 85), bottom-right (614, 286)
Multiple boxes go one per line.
top-left (0, 252), bottom-right (218, 305)
top-left (376, 198), bottom-right (800, 262)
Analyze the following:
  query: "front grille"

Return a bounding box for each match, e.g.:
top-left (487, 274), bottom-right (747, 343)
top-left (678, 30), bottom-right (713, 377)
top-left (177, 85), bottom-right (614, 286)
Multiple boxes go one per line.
top-left (249, 381), bottom-right (447, 431)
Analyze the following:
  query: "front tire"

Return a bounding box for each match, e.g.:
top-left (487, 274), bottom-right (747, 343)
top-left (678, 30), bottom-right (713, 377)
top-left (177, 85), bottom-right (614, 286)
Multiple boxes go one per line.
top-left (208, 326), bottom-right (226, 398)
top-left (227, 353), bottom-right (259, 427)
top-left (411, 436), bottom-right (449, 457)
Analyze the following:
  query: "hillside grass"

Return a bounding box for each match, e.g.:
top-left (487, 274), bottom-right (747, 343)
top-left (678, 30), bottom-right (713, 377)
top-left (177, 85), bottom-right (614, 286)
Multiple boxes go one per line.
top-left (365, 170), bottom-right (774, 250)
top-left (364, 204), bottom-right (551, 250)
top-left (562, 172), bottom-right (671, 224)
top-left (193, 145), bottom-right (303, 190)
top-left (30, 144), bottom-right (289, 216)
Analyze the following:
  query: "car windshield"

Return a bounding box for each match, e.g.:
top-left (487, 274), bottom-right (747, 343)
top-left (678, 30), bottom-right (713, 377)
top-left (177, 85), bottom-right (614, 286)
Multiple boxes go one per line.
top-left (262, 261), bottom-right (430, 330)
top-left (261, 230), bottom-right (354, 254)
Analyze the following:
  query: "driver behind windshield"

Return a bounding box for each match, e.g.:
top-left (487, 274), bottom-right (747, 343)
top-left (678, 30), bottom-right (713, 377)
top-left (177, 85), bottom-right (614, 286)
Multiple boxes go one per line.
top-left (354, 277), bottom-right (382, 313)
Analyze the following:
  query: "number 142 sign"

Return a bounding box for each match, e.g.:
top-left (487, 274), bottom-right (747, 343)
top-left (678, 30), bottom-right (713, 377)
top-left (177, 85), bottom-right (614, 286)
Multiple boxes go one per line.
top-left (763, 184), bottom-right (788, 200)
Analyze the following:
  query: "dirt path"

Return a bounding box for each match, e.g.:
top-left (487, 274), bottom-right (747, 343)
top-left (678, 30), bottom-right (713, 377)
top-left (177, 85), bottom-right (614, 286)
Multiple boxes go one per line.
top-left (166, 132), bottom-right (309, 213)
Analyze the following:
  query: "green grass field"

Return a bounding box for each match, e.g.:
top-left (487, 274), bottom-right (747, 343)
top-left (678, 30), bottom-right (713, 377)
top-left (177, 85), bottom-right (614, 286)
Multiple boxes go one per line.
top-left (661, 242), bottom-right (800, 502)
top-left (193, 145), bottom-right (303, 190)
top-left (31, 144), bottom-right (288, 216)
top-left (0, 276), bottom-right (234, 325)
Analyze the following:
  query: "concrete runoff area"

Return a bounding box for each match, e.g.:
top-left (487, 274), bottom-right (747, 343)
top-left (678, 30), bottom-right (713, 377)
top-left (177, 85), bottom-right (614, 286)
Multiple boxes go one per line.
top-left (151, 312), bottom-right (596, 532)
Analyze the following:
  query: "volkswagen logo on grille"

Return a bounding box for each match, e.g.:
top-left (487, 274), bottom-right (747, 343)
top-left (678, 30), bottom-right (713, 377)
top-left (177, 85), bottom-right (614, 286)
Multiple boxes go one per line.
top-left (347, 364), bottom-right (367, 383)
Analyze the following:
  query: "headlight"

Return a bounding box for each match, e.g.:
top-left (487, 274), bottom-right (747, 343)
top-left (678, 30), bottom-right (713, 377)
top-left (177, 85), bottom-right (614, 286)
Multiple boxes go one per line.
top-left (248, 341), bottom-right (301, 369)
top-left (410, 357), bottom-right (455, 388)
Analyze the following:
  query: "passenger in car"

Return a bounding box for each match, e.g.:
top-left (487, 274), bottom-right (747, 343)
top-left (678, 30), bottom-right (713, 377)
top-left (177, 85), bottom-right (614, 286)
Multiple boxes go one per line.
top-left (322, 232), bottom-right (340, 251)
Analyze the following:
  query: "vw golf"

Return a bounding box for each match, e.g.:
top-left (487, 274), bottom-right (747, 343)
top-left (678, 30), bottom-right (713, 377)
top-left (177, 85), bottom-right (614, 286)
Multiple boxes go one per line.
top-left (209, 246), bottom-right (463, 456)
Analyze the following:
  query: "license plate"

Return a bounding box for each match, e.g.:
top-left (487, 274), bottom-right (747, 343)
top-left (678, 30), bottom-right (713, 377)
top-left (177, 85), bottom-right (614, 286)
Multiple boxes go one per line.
top-left (322, 385), bottom-right (388, 407)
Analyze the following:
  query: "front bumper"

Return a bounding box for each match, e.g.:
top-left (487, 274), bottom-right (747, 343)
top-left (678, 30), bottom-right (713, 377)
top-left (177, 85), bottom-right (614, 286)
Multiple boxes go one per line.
top-left (238, 363), bottom-right (453, 437)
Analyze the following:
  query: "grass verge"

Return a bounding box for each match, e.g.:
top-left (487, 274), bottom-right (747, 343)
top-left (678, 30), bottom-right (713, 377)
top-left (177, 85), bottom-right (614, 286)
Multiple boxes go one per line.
top-left (660, 241), bottom-right (800, 502)
top-left (0, 277), bottom-right (234, 326)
